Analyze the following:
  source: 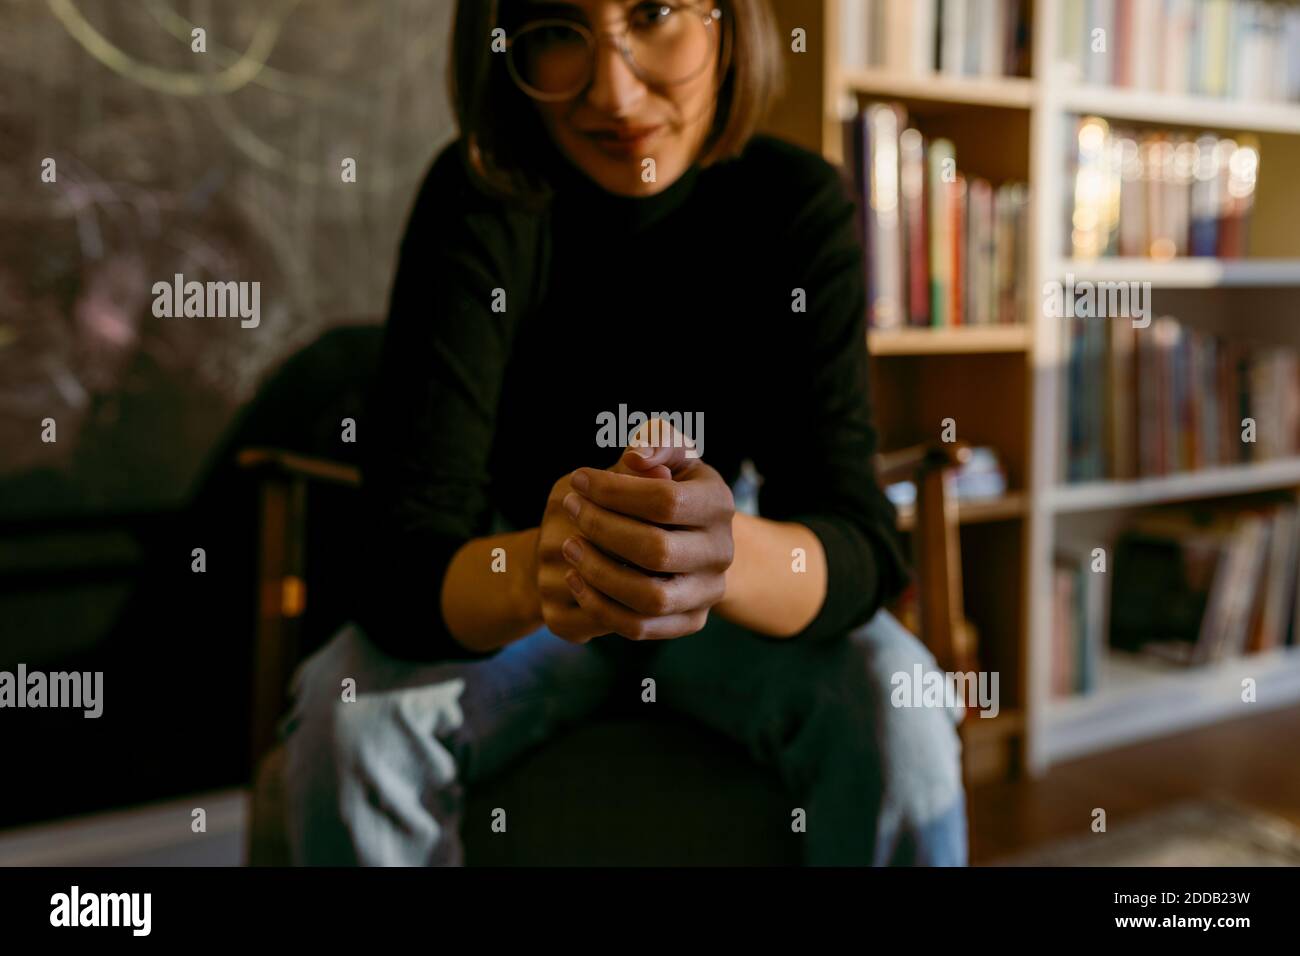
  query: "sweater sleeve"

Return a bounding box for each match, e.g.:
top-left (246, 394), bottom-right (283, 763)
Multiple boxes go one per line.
top-left (354, 143), bottom-right (537, 662)
top-left (748, 149), bottom-right (912, 643)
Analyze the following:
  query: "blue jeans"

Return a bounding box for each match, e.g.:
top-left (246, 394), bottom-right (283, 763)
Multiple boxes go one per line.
top-left (280, 608), bottom-right (968, 866)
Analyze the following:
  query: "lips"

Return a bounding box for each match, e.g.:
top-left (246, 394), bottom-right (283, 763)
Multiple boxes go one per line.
top-left (581, 124), bottom-right (663, 156)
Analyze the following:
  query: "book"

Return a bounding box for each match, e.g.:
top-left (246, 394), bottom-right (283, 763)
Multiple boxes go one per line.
top-left (951, 172), bottom-right (967, 326)
top-left (1253, 504), bottom-right (1298, 653)
top-left (1111, 506), bottom-right (1277, 667)
top-left (844, 106), bottom-right (1029, 329)
top-left (929, 138), bottom-right (956, 327)
top-left (899, 127), bottom-right (931, 327)
top-left (845, 0), bottom-right (1028, 76)
top-left (1060, 315), bottom-right (1300, 484)
top-left (1061, 0), bottom-right (1300, 102)
top-left (1052, 544), bottom-right (1108, 695)
top-left (866, 104), bottom-right (906, 329)
top-left (1052, 558), bottom-right (1078, 697)
top-left (941, 0), bottom-right (970, 75)
top-left (1068, 119), bottom-right (1260, 262)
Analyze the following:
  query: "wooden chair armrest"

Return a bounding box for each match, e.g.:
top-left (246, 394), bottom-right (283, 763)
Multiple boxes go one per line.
top-left (875, 441), bottom-right (972, 486)
top-left (236, 447), bottom-right (361, 487)
top-left (877, 441), bottom-right (974, 680)
top-left (238, 446), bottom-right (360, 774)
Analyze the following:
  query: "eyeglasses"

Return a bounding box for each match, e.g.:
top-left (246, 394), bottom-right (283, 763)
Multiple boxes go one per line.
top-left (506, 2), bottom-right (724, 102)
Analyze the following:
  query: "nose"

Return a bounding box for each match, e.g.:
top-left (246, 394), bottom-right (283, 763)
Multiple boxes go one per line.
top-left (585, 33), bottom-right (646, 117)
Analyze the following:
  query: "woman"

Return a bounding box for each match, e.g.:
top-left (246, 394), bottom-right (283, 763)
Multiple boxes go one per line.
top-left (281, 0), bottom-right (967, 866)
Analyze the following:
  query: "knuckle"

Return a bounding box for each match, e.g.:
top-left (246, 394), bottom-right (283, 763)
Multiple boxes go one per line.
top-left (641, 531), bottom-right (675, 572)
top-left (708, 575), bottom-right (727, 607)
top-left (643, 581), bottom-right (674, 616)
top-left (574, 505), bottom-right (597, 536)
top-left (652, 483), bottom-right (682, 523)
top-left (580, 552), bottom-right (608, 586)
top-left (541, 604), bottom-right (566, 635)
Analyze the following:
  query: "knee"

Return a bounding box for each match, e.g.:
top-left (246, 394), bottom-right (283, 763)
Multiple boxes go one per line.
top-left (281, 625), bottom-right (464, 863)
top-left (282, 623), bottom-right (374, 751)
top-left (284, 624), bottom-right (463, 786)
top-left (826, 612), bottom-right (966, 829)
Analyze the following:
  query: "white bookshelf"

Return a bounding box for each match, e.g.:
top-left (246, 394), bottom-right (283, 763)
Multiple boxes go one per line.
top-left (817, 0), bottom-right (1300, 776)
top-left (1057, 84), bottom-right (1300, 136)
top-left (1029, 0), bottom-right (1300, 772)
top-left (1048, 457), bottom-right (1300, 513)
top-left (1053, 257), bottom-right (1300, 289)
top-left (1043, 647), bottom-right (1300, 764)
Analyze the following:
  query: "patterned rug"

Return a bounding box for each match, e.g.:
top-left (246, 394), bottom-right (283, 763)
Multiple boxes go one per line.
top-left (989, 799), bottom-right (1300, 866)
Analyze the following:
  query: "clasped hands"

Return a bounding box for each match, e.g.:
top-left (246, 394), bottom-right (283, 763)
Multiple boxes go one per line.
top-left (535, 426), bottom-right (735, 643)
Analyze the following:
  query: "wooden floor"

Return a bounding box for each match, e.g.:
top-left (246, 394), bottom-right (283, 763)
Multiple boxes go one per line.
top-left (968, 705), bottom-right (1300, 865)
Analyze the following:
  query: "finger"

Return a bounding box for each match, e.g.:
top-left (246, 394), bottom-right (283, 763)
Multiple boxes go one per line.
top-left (537, 567), bottom-right (580, 604)
top-left (571, 467), bottom-right (724, 527)
top-left (565, 571), bottom-right (703, 641)
top-left (608, 456), bottom-right (672, 480)
top-left (541, 602), bottom-right (607, 643)
top-left (623, 444), bottom-right (691, 475)
top-left (562, 492), bottom-right (724, 572)
top-left (624, 419), bottom-right (700, 476)
top-left (561, 535), bottom-right (722, 616)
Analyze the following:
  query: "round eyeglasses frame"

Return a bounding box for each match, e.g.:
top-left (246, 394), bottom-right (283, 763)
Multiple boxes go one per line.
top-left (504, 4), bottom-right (726, 103)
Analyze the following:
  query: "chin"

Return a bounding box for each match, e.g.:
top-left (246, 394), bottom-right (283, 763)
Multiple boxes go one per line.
top-left (560, 135), bottom-right (685, 198)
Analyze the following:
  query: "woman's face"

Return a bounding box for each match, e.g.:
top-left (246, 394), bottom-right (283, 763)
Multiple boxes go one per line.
top-left (517, 0), bottom-right (723, 197)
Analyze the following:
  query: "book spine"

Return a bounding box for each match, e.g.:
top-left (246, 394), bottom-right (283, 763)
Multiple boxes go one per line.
top-left (941, 0), bottom-right (969, 75)
top-left (1087, 0), bottom-right (1117, 85)
top-left (840, 0), bottom-right (869, 70)
top-left (928, 139), bottom-right (956, 327)
top-left (900, 128), bottom-right (931, 327)
top-left (1164, 0), bottom-right (1193, 95)
top-left (912, 0), bottom-right (938, 74)
top-left (866, 104), bottom-right (905, 330)
top-left (883, 0), bottom-right (915, 73)
top-left (1061, 0), bottom-right (1085, 83)
top-left (951, 173), bottom-right (967, 327)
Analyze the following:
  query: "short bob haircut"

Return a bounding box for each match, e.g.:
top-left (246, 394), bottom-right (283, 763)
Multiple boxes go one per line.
top-left (450, 0), bottom-right (785, 205)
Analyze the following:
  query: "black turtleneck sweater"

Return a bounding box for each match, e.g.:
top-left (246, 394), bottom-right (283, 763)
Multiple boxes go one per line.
top-left (355, 133), bottom-right (910, 663)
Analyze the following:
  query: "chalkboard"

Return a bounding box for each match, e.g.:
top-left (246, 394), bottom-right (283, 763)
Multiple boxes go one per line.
top-left (1, 0), bottom-right (456, 515)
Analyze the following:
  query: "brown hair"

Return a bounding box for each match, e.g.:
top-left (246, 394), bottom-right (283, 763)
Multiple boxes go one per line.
top-left (449, 0), bottom-right (784, 204)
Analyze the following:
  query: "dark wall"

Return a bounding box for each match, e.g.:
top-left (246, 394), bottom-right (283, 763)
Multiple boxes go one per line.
top-left (0, 0), bottom-right (455, 825)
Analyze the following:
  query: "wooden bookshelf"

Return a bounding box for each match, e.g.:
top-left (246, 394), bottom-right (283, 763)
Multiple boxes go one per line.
top-left (841, 68), bottom-right (1034, 110)
top-left (777, 0), bottom-right (1300, 780)
top-left (960, 707), bottom-right (1026, 782)
top-left (869, 325), bottom-right (1031, 355)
